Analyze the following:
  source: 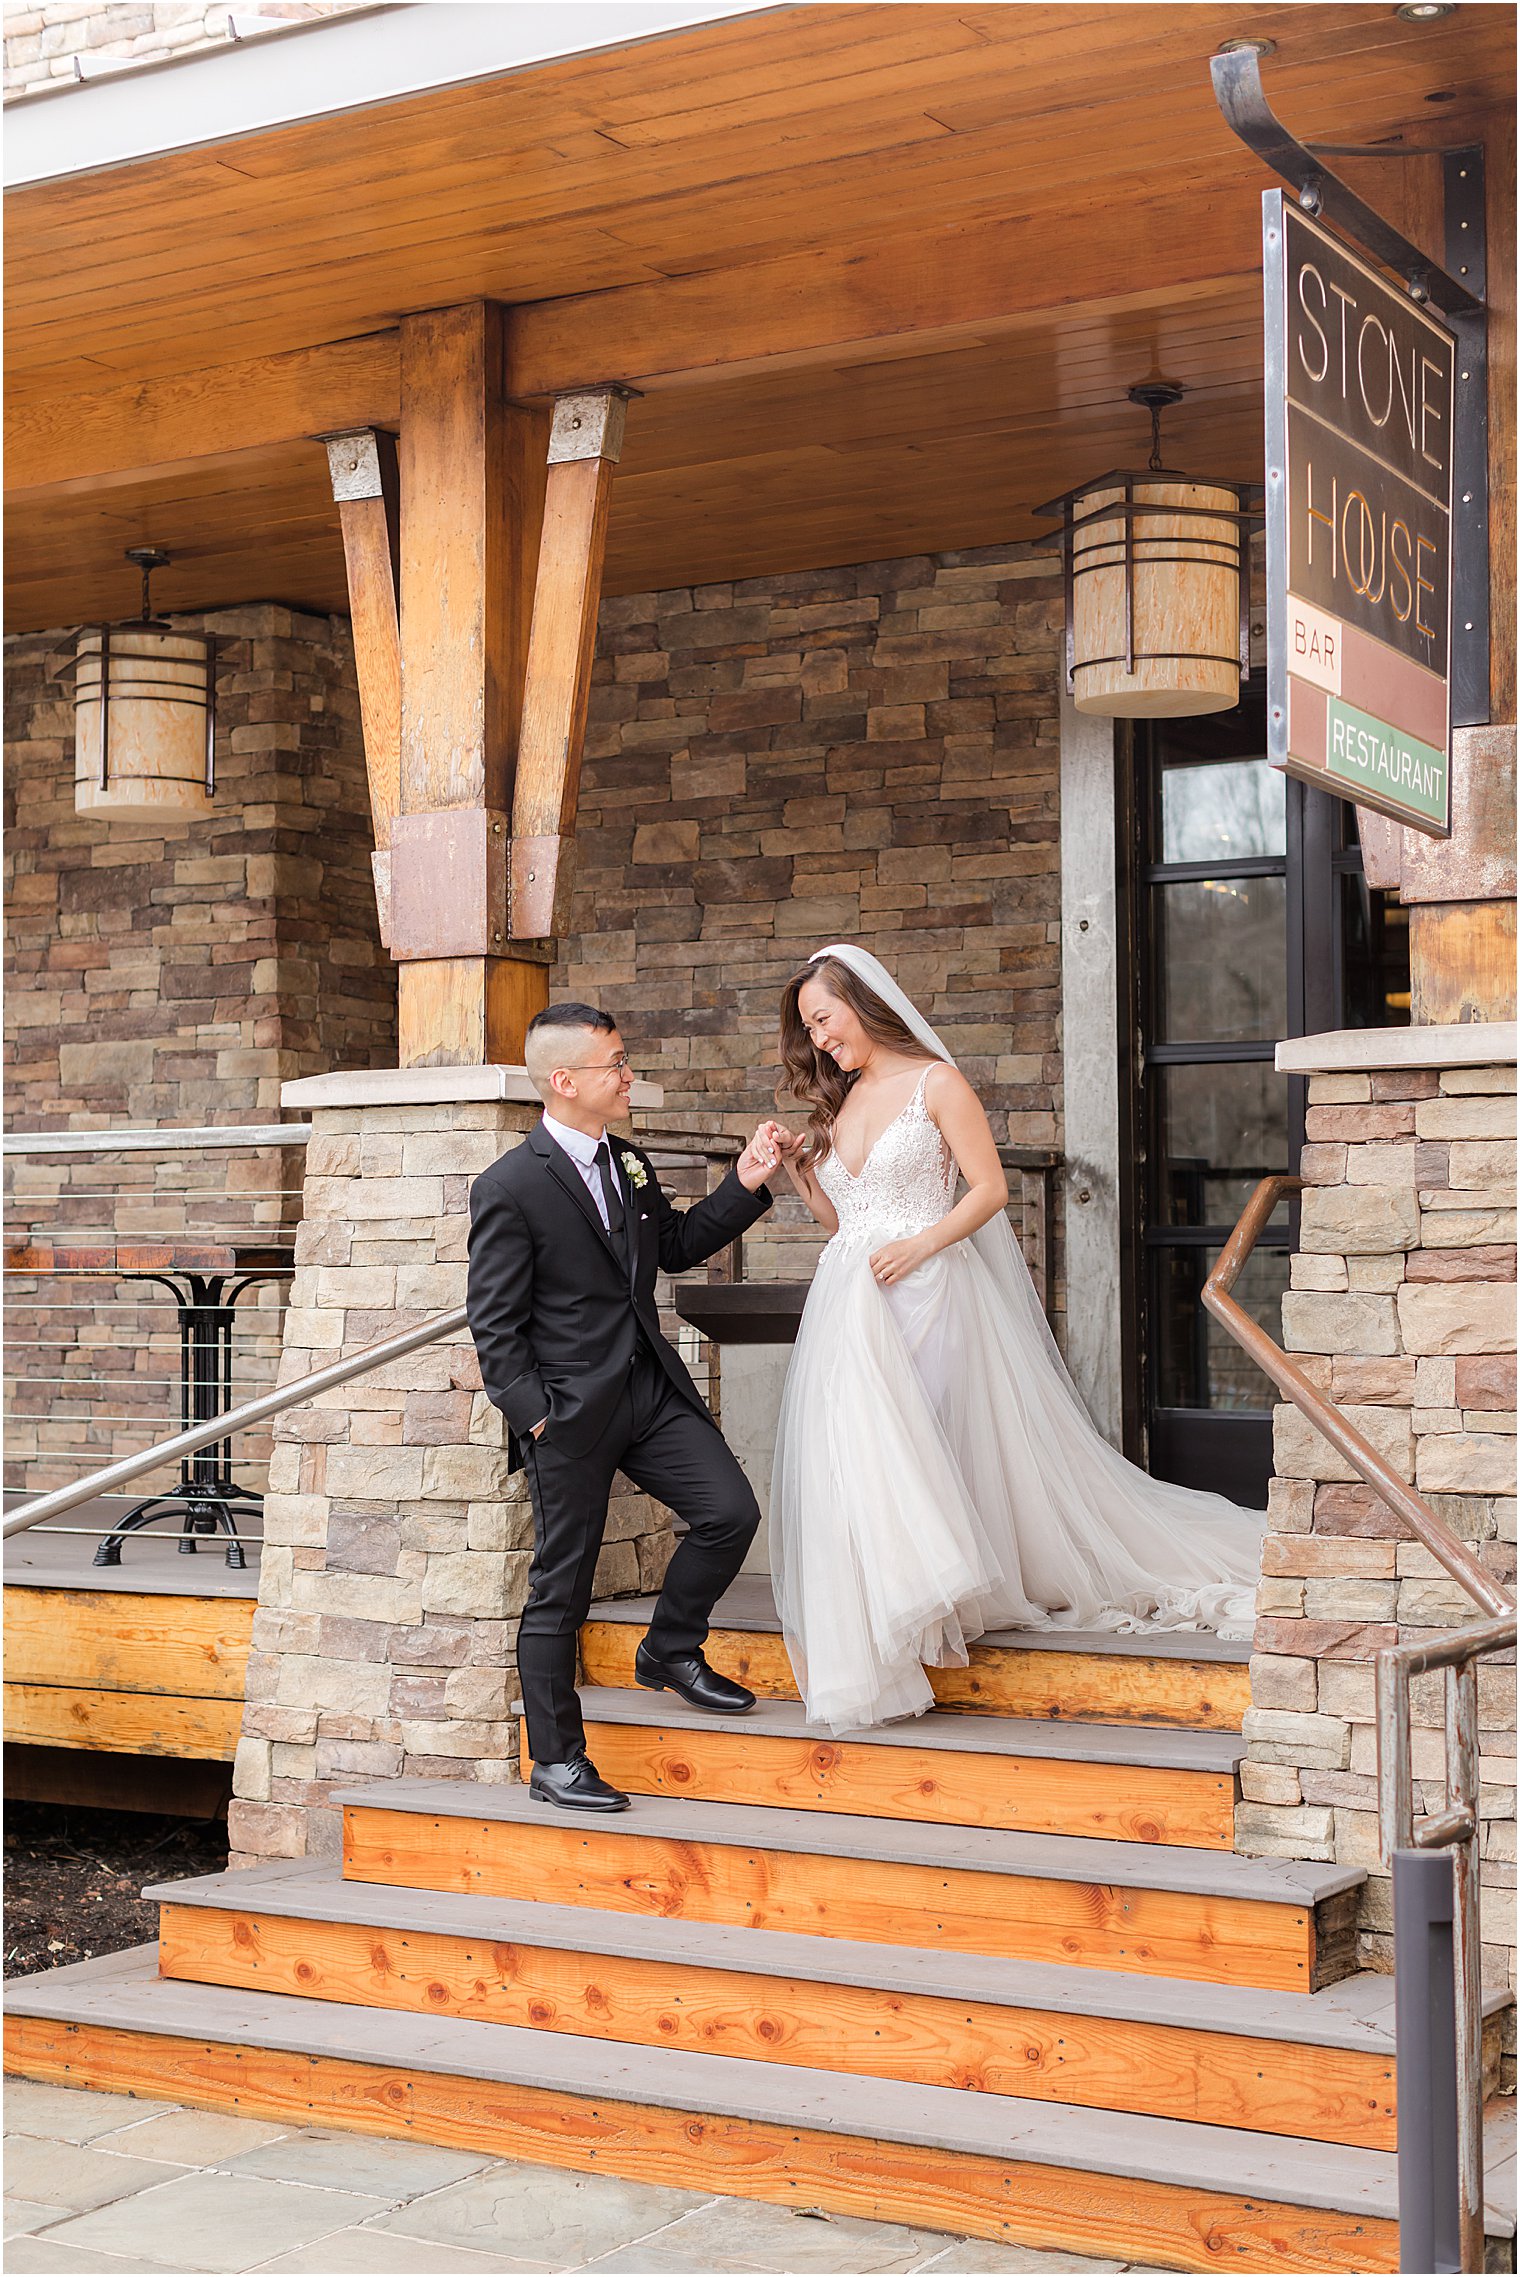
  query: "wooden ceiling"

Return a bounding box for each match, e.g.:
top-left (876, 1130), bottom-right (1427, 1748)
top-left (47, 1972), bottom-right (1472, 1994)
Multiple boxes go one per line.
top-left (6, 1), bottom-right (1514, 627)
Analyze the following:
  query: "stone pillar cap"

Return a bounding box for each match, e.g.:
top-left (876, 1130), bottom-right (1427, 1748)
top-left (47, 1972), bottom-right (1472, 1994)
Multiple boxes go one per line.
top-left (281, 1065), bottom-right (664, 1109)
top-left (1275, 1023), bottom-right (1517, 1076)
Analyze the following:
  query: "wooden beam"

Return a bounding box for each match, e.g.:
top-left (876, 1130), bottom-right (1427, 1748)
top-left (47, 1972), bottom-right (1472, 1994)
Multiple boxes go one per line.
top-left (394, 302), bottom-right (548, 1065)
top-left (1409, 902), bottom-right (1519, 1025)
top-left (394, 954), bottom-right (550, 1069)
top-left (3, 194), bottom-right (1253, 501)
top-left (509, 387), bottom-right (627, 939)
top-left (399, 303), bottom-right (520, 811)
top-left (4, 333), bottom-right (398, 495)
top-left (322, 430), bottom-right (401, 885)
top-left (505, 191), bottom-right (1263, 398)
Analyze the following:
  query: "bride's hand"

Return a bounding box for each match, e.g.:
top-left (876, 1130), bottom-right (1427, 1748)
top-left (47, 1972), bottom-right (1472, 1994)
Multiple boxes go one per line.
top-left (737, 1120), bottom-right (787, 1191)
top-left (869, 1232), bottom-right (937, 1287)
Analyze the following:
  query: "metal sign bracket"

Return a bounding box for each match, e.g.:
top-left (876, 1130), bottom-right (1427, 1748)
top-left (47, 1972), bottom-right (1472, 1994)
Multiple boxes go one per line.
top-left (1212, 48), bottom-right (1489, 725)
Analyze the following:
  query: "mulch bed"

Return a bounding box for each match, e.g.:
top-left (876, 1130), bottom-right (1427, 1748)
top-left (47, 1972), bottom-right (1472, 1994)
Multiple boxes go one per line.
top-left (4, 1802), bottom-right (228, 1978)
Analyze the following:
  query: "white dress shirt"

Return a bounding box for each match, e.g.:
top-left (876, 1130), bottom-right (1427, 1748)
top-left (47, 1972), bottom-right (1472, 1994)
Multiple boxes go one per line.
top-left (540, 1110), bottom-right (618, 1231)
top-left (528, 1112), bottom-right (625, 1439)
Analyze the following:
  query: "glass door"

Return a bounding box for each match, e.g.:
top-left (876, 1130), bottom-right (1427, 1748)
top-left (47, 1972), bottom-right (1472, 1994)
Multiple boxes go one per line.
top-left (1124, 682), bottom-right (1408, 1507)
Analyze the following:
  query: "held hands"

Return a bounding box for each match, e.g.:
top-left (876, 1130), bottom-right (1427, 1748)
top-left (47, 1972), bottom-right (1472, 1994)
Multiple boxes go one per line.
top-left (737, 1119), bottom-right (793, 1193)
top-left (869, 1230), bottom-right (938, 1287)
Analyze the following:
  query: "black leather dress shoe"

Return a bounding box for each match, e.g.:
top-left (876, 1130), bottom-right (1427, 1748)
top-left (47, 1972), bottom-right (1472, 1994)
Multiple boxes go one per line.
top-left (634, 1641), bottom-right (756, 1715)
top-left (528, 1754), bottom-right (630, 1811)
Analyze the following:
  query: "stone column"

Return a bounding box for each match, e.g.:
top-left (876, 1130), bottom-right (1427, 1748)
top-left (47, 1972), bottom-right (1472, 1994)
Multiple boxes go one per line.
top-left (227, 1068), bottom-right (674, 1869)
top-left (1058, 694), bottom-right (1123, 1446)
top-left (1236, 1024), bottom-right (1516, 2001)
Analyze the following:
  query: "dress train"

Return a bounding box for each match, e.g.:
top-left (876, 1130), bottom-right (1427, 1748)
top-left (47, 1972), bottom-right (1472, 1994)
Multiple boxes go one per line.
top-left (770, 1072), bottom-right (1263, 1733)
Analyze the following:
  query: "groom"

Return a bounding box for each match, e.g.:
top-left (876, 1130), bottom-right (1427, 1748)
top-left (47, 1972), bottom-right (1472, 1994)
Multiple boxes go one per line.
top-left (467, 1002), bottom-right (781, 1811)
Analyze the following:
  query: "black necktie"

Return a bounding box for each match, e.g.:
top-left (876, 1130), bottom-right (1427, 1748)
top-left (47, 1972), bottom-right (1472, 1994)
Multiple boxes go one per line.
top-left (594, 1139), bottom-right (629, 1264)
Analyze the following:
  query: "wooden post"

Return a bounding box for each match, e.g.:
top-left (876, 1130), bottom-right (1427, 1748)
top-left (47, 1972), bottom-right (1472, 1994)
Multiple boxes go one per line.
top-left (393, 302), bottom-right (549, 1066)
top-left (322, 428), bottom-right (401, 941)
top-left (509, 387), bottom-right (629, 940)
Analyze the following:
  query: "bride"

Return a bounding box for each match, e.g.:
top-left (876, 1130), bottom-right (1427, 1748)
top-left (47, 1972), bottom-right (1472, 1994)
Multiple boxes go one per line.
top-left (768, 942), bottom-right (1263, 1734)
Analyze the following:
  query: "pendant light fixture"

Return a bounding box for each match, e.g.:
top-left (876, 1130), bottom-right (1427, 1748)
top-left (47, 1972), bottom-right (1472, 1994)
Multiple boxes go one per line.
top-left (74, 549), bottom-right (216, 822)
top-left (1036, 383), bottom-right (1262, 719)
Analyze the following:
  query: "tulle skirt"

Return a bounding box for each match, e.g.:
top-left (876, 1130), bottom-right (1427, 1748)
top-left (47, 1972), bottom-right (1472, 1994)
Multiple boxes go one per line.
top-left (770, 1215), bottom-right (1264, 1733)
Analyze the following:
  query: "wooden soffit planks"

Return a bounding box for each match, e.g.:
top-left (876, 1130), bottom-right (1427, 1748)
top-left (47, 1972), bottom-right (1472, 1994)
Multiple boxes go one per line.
top-left (7, 196), bottom-right (1257, 497)
top-left (3, 1), bottom-right (1512, 626)
top-left (5, 0), bottom-right (1510, 396)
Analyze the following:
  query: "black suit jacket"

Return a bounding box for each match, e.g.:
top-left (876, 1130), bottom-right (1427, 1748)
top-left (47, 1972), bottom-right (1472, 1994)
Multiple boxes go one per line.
top-left (467, 1123), bottom-right (772, 1469)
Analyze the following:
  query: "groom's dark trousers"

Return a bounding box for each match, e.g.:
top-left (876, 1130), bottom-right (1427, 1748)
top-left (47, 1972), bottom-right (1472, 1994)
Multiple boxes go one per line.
top-left (466, 1123), bottom-right (771, 1765)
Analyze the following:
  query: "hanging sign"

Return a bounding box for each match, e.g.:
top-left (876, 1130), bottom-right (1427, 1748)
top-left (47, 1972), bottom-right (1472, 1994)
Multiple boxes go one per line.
top-left (1263, 190), bottom-right (1453, 836)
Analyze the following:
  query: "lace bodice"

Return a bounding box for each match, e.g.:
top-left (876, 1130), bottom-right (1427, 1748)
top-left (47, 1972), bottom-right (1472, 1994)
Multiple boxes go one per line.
top-left (815, 1069), bottom-right (955, 1250)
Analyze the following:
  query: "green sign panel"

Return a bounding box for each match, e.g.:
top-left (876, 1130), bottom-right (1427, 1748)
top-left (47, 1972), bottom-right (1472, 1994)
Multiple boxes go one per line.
top-left (1325, 695), bottom-right (1448, 827)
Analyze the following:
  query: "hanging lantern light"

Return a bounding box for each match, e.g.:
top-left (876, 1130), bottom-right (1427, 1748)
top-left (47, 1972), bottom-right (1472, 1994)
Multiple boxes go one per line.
top-left (74, 549), bottom-right (215, 822)
top-left (1035, 383), bottom-right (1262, 719)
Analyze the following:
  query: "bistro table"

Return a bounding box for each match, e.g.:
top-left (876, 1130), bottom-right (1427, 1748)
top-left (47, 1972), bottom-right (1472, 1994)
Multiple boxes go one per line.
top-left (4, 1239), bottom-right (295, 1568)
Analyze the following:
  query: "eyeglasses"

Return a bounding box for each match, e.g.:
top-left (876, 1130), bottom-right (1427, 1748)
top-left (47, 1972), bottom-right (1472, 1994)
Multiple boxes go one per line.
top-left (571, 1053), bottom-right (632, 1076)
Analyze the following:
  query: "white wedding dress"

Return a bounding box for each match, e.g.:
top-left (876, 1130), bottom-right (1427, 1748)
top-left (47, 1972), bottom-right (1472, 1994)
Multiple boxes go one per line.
top-left (770, 1064), bottom-right (1264, 1734)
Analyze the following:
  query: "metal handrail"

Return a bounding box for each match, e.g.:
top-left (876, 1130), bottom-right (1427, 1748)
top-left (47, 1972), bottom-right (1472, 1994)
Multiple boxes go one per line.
top-left (1203, 1176), bottom-right (1512, 1619)
top-left (3, 1124), bottom-right (312, 1154)
top-left (1204, 1173), bottom-right (1515, 2273)
top-left (1376, 1614), bottom-right (1516, 2273)
top-left (3, 1305), bottom-right (467, 1537)
top-left (4, 1118), bottom-right (751, 1541)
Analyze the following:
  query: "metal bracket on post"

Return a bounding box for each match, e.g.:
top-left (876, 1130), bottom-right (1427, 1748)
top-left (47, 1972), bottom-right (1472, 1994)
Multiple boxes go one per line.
top-left (1210, 48), bottom-right (1490, 730)
top-left (1209, 50), bottom-right (1483, 316)
top-left (1444, 148), bottom-right (1490, 726)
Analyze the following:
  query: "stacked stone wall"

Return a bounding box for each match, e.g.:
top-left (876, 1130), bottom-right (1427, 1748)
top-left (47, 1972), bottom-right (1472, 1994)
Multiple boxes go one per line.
top-left (1239, 1058), bottom-right (1516, 2014)
top-left (2, 1), bottom-right (368, 96)
top-left (3, 606), bottom-right (394, 1492)
top-left (558, 543), bottom-right (1065, 1304)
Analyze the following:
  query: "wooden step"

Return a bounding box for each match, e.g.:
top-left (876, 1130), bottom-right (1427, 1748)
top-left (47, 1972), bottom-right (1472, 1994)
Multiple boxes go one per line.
top-left (336, 1779), bottom-right (1363, 1993)
top-left (15, 1947), bottom-right (1513, 2275)
top-left (580, 1581), bottom-right (1252, 1732)
top-left (146, 1857), bottom-right (1481, 2150)
top-left (555, 1689), bottom-right (1242, 1847)
top-left (4, 1581), bottom-right (254, 1763)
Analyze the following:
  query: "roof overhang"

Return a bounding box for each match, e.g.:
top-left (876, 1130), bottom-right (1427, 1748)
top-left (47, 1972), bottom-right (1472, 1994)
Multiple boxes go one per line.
top-left (5, 2), bottom-right (1511, 628)
top-left (3, 0), bottom-right (779, 187)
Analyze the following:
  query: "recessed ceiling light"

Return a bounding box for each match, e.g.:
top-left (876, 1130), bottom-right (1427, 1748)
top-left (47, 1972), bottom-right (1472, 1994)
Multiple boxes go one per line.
top-left (1396, 3), bottom-right (1456, 18)
top-left (1216, 35), bottom-right (1278, 54)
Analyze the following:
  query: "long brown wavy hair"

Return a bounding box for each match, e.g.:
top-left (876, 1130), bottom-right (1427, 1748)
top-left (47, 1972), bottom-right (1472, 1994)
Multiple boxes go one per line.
top-left (779, 955), bottom-right (936, 1161)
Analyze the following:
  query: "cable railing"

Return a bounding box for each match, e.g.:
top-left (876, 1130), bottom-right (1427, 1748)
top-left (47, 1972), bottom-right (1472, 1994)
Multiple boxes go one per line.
top-left (1204, 1174), bottom-right (1516, 2274)
top-left (4, 1118), bottom-right (755, 1554)
top-left (3, 1305), bottom-right (469, 1538)
top-left (5, 1124), bottom-right (307, 1557)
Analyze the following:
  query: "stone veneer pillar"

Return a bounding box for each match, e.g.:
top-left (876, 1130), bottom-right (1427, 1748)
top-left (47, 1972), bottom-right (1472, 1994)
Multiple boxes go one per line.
top-left (227, 1068), bottom-right (675, 1869)
top-left (1236, 1022), bottom-right (1516, 2011)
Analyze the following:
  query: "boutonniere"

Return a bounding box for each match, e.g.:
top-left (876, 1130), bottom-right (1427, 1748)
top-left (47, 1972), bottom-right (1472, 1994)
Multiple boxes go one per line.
top-left (620, 1149), bottom-right (648, 1191)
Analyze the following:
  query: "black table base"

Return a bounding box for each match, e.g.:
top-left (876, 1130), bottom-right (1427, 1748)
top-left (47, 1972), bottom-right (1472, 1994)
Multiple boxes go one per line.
top-left (92, 1266), bottom-right (285, 1571)
top-left (93, 1480), bottom-right (254, 1570)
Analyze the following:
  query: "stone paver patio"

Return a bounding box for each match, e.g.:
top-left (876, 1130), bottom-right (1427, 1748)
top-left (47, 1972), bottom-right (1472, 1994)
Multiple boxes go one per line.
top-left (1, 2079), bottom-right (1188, 2276)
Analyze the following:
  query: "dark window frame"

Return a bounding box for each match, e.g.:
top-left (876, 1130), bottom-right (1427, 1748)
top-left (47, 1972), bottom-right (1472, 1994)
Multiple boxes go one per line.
top-left (1118, 675), bottom-right (1407, 1507)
